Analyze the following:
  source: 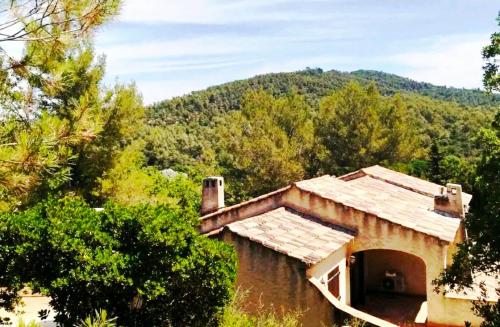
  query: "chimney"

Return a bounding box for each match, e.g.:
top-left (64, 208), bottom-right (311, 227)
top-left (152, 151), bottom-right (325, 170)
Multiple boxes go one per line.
top-left (201, 177), bottom-right (224, 216)
top-left (434, 183), bottom-right (465, 218)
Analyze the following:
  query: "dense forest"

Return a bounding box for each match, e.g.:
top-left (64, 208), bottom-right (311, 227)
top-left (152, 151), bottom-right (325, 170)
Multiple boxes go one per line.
top-left (144, 69), bottom-right (498, 203)
top-left (148, 68), bottom-right (500, 125)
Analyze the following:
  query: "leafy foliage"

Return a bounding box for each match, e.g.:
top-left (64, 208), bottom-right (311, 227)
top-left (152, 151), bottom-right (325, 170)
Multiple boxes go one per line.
top-left (16, 320), bottom-right (42, 327)
top-left (482, 12), bottom-right (500, 92)
top-left (148, 68), bottom-right (499, 128)
top-left (0, 0), bottom-right (121, 43)
top-left (76, 310), bottom-right (117, 327)
top-left (316, 82), bottom-right (419, 174)
top-left (0, 1), bottom-right (135, 210)
top-left (72, 83), bottom-right (146, 203)
top-left (218, 90), bottom-right (314, 200)
top-left (0, 197), bottom-right (237, 326)
top-left (434, 112), bottom-right (500, 326)
top-left (145, 78), bottom-right (494, 203)
top-left (433, 14), bottom-right (500, 326)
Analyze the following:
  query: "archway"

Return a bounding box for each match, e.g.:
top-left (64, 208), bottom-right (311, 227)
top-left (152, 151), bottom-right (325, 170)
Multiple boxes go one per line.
top-left (349, 249), bottom-right (427, 325)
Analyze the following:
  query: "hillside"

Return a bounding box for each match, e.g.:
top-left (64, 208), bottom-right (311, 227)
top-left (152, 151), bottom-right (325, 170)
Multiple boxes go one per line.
top-left (142, 68), bottom-right (498, 203)
top-left (147, 68), bottom-right (500, 126)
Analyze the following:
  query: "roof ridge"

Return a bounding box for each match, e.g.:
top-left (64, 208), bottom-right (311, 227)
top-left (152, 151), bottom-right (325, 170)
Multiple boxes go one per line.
top-left (294, 180), bottom-right (461, 243)
top-left (342, 165), bottom-right (472, 201)
top-left (361, 169), bottom-right (436, 197)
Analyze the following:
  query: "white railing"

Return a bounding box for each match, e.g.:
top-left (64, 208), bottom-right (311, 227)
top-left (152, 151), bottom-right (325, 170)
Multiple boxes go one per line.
top-left (308, 277), bottom-right (399, 327)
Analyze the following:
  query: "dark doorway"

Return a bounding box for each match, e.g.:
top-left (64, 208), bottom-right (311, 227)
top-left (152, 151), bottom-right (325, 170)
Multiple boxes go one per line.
top-left (350, 249), bottom-right (427, 325)
top-left (350, 252), bottom-right (365, 306)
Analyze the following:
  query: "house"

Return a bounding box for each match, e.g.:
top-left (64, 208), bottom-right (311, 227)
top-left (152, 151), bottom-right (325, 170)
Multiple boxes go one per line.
top-left (199, 165), bottom-right (499, 327)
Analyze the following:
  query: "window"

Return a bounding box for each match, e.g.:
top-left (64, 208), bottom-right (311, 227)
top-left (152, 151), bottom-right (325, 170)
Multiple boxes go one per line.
top-left (211, 180), bottom-right (216, 187)
top-left (327, 266), bottom-right (340, 299)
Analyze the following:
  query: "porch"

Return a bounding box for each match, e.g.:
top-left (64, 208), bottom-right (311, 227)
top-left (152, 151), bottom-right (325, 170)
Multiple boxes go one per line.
top-left (355, 292), bottom-right (427, 326)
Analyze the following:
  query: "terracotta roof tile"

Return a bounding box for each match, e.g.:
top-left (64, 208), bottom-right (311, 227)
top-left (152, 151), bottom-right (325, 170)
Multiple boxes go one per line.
top-left (226, 207), bottom-right (354, 265)
top-left (295, 174), bottom-right (462, 242)
top-left (346, 165), bottom-right (472, 205)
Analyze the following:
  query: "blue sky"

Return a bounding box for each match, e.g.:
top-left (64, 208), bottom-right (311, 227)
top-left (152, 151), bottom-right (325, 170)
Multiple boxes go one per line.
top-left (93, 0), bottom-right (499, 104)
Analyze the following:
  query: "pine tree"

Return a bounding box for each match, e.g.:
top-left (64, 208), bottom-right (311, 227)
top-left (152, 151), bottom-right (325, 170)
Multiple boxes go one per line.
top-left (429, 141), bottom-right (443, 184)
top-left (0, 0), bottom-right (124, 209)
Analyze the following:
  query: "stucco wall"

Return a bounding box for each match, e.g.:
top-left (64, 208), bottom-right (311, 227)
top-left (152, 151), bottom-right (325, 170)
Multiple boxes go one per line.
top-left (200, 185), bottom-right (482, 326)
top-left (364, 249), bottom-right (426, 296)
top-left (280, 186), bottom-right (477, 326)
top-left (432, 297), bottom-right (484, 327)
top-left (218, 230), bottom-right (336, 327)
top-left (307, 243), bottom-right (350, 305)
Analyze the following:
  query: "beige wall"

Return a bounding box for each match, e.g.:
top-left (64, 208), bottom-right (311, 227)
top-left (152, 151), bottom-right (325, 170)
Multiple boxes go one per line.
top-left (430, 297), bottom-right (484, 327)
top-left (307, 243), bottom-right (351, 305)
top-left (280, 186), bottom-right (479, 326)
top-left (201, 185), bottom-right (482, 326)
top-left (218, 230), bottom-right (336, 327)
top-left (363, 249), bottom-right (426, 296)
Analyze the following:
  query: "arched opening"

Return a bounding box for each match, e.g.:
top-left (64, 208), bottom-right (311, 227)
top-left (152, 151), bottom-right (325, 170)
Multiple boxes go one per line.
top-left (349, 249), bottom-right (427, 325)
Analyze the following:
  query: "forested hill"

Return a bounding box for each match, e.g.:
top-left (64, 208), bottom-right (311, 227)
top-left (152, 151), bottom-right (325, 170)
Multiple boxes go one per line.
top-left (148, 68), bottom-right (500, 125)
top-left (350, 70), bottom-right (498, 105)
top-left (143, 67), bottom-right (498, 204)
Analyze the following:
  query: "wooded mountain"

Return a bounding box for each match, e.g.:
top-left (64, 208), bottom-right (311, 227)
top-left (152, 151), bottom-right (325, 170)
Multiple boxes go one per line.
top-left (148, 68), bottom-right (500, 126)
top-left (144, 68), bottom-right (499, 203)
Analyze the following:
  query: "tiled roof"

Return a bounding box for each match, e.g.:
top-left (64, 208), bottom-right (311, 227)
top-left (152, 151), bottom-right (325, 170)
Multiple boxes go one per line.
top-left (226, 207), bottom-right (354, 265)
top-left (295, 174), bottom-right (462, 242)
top-left (343, 165), bottom-right (472, 205)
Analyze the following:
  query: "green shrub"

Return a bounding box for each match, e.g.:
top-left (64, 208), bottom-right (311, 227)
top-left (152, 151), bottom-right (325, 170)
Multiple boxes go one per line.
top-left (76, 310), bottom-right (117, 327)
top-left (0, 197), bottom-right (237, 326)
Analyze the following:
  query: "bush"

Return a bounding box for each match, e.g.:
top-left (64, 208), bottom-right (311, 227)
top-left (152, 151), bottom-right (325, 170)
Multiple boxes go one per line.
top-left (0, 197), bottom-right (237, 326)
top-left (76, 310), bottom-right (117, 327)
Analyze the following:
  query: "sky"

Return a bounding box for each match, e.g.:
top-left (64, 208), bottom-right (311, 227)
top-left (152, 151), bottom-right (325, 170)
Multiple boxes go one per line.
top-left (93, 0), bottom-right (499, 104)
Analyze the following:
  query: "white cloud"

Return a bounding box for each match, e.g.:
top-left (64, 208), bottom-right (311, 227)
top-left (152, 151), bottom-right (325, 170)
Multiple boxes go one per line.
top-left (96, 2), bottom-right (493, 104)
top-left (119, 0), bottom-right (222, 24)
top-left (106, 57), bottom-right (262, 76)
top-left (390, 34), bottom-right (488, 89)
top-left (100, 35), bottom-right (265, 59)
top-left (118, 0), bottom-right (342, 24)
top-left (247, 55), bottom-right (355, 76)
top-left (133, 79), bottom-right (204, 103)
top-left (122, 54), bottom-right (358, 104)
